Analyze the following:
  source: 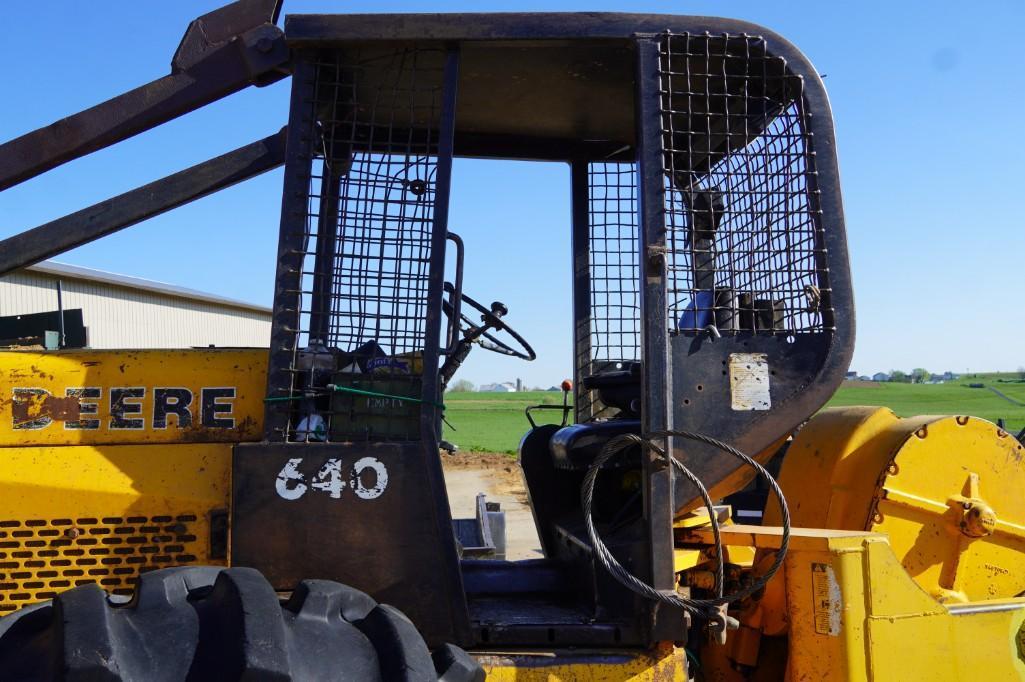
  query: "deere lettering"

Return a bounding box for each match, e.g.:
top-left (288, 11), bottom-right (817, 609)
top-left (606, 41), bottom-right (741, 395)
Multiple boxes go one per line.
top-left (12, 387), bottom-right (237, 430)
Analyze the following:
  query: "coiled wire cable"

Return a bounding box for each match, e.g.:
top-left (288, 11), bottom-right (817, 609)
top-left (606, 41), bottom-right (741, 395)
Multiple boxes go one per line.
top-left (581, 430), bottom-right (791, 622)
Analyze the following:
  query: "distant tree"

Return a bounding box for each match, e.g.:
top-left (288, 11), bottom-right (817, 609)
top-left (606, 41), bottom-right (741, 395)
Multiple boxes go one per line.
top-left (910, 368), bottom-right (930, 384)
top-left (448, 379), bottom-right (475, 393)
top-left (1018, 366), bottom-right (1025, 381)
top-left (889, 370), bottom-right (908, 383)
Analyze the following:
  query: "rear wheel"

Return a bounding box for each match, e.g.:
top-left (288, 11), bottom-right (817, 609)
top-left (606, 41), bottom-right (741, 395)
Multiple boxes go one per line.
top-left (0, 566), bottom-right (483, 681)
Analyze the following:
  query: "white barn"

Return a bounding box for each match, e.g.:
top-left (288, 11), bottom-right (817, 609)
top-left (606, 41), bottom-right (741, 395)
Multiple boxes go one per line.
top-left (0, 261), bottom-right (271, 349)
top-left (479, 382), bottom-right (517, 393)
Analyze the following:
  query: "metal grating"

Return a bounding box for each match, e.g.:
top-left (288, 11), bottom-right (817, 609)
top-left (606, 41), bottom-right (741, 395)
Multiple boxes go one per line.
top-left (588, 162), bottom-right (641, 365)
top-left (0, 514), bottom-right (205, 613)
top-left (578, 162), bottom-right (640, 420)
top-left (659, 32), bottom-right (831, 338)
top-left (276, 46), bottom-right (447, 442)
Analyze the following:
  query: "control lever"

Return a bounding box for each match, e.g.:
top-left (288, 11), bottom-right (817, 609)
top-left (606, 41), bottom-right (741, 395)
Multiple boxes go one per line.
top-left (525, 380), bottom-right (574, 429)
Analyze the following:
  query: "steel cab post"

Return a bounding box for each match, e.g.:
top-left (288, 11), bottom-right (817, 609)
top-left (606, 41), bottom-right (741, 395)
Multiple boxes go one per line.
top-left (233, 14), bottom-right (853, 650)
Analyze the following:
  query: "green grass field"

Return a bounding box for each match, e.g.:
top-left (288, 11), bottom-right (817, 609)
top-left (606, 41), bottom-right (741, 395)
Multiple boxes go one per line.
top-left (443, 376), bottom-right (1025, 453)
top-left (443, 390), bottom-right (567, 454)
top-left (825, 381), bottom-right (1025, 431)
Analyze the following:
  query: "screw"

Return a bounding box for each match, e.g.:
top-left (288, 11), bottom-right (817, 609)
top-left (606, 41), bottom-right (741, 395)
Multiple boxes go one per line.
top-left (65, 528), bottom-right (81, 539)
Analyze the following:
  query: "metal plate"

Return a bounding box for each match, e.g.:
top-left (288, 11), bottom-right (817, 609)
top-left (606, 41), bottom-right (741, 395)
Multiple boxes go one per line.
top-left (231, 441), bottom-right (470, 646)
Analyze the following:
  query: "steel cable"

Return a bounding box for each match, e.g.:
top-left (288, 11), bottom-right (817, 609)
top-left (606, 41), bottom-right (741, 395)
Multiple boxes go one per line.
top-left (581, 430), bottom-right (791, 622)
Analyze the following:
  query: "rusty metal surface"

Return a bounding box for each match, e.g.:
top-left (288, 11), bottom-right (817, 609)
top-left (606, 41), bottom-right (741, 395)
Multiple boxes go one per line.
top-left (172, 0), bottom-right (282, 71)
top-left (231, 441), bottom-right (470, 647)
top-left (10, 394), bottom-right (80, 427)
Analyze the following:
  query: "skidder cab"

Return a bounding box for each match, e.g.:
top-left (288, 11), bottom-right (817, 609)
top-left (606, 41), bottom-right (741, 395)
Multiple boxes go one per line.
top-left (238, 13), bottom-right (853, 653)
top-left (5, 3), bottom-right (1023, 681)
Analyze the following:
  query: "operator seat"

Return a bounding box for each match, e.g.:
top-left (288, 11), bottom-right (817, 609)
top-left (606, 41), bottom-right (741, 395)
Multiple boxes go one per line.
top-left (519, 363), bottom-right (643, 556)
top-left (549, 362), bottom-right (642, 469)
top-left (550, 420), bottom-right (640, 469)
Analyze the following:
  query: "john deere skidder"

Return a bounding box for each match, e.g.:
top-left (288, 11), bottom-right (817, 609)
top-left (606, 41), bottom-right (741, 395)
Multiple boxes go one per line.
top-left (1, 2), bottom-right (1024, 680)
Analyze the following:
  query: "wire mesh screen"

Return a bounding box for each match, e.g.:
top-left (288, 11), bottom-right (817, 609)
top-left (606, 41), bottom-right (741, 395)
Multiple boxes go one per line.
top-left (577, 162), bottom-right (640, 421)
top-left (280, 46), bottom-right (447, 442)
top-left (588, 162), bottom-right (641, 363)
top-left (659, 32), bottom-right (830, 338)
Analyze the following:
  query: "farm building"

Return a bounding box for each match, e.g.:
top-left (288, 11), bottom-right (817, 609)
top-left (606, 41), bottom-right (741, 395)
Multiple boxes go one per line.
top-left (0, 261), bottom-right (271, 349)
top-left (479, 382), bottom-right (518, 393)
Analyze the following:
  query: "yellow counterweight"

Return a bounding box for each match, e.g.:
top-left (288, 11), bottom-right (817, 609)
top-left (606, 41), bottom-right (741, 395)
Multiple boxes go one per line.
top-left (766, 406), bottom-right (1025, 602)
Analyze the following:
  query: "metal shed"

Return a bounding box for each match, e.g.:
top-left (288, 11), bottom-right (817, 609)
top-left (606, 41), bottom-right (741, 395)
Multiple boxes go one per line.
top-left (0, 261), bottom-right (270, 349)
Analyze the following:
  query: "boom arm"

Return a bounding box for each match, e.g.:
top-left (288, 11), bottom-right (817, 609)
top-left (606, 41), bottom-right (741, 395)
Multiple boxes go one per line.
top-left (0, 130), bottom-right (287, 277)
top-left (0, 0), bottom-right (287, 192)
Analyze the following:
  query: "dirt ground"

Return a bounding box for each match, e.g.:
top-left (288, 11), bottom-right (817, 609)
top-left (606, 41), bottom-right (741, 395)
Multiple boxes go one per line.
top-left (441, 451), bottom-right (542, 560)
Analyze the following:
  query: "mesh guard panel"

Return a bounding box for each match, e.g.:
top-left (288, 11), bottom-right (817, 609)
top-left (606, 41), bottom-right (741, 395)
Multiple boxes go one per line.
top-left (576, 161), bottom-right (641, 421)
top-left (647, 31), bottom-right (850, 507)
top-left (660, 33), bottom-right (831, 339)
top-left (271, 46), bottom-right (447, 443)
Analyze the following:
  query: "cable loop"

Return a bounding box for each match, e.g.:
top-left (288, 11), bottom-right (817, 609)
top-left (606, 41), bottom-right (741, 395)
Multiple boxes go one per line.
top-left (581, 430), bottom-right (790, 622)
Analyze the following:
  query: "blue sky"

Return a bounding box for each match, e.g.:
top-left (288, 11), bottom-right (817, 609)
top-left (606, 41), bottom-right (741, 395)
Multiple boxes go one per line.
top-left (2, 1), bottom-right (1023, 387)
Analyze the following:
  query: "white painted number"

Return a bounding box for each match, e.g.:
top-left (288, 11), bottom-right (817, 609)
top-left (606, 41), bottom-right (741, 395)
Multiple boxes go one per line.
top-left (310, 458), bottom-right (345, 499)
top-left (351, 456), bottom-right (389, 500)
top-left (275, 457), bottom-right (388, 501)
top-left (275, 458), bottom-right (307, 500)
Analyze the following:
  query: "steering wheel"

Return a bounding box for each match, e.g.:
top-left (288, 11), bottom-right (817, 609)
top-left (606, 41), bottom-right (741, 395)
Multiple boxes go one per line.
top-left (443, 283), bottom-right (536, 361)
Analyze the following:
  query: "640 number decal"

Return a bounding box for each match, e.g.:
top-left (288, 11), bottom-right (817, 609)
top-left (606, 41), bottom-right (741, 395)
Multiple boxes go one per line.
top-left (275, 456), bottom-right (389, 501)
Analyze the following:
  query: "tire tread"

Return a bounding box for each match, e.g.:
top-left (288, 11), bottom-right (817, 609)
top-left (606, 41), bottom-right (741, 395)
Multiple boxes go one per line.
top-left (0, 566), bottom-right (483, 682)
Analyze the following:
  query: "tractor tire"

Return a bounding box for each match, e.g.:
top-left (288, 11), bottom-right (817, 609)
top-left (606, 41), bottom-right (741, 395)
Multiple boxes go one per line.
top-left (0, 565), bottom-right (484, 682)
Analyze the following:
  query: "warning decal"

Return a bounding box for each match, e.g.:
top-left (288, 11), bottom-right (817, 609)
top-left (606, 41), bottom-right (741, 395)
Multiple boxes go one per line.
top-left (811, 562), bottom-right (842, 636)
top-left (728, 353), bottom-right (771, 411)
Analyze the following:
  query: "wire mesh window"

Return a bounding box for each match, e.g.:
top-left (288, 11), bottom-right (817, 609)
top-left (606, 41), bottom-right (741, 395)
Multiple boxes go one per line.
top-left (281, 46), bottom-right (448, 442)
top-left (577, 161), bottom-right (640, 421)
top-left (588, 162), bottom-right (640, 363)
top-left (659, 32), bottom-right (831, 337)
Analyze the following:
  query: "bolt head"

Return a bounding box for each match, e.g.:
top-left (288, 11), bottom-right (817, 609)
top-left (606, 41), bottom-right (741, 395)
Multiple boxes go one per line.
top-left (960, 503), bottom-right (997, 538)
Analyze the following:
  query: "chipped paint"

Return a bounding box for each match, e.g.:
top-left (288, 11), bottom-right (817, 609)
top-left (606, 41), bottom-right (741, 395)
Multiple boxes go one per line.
top-left (477, 644), bottom-right (687, 680)
top-left (0, 349), bottom-right (267, 445)
top-left (12, 391), bottom-right (80, 426)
